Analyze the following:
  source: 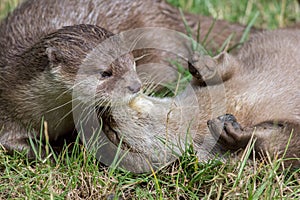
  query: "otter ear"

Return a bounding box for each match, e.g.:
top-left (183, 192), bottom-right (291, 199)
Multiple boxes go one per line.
top-left (213, 51), bottom-right (240, 82)
top-left (214, 52), bottom-right (238, 68)
top-left (46, 47), bottom-right (64, 65)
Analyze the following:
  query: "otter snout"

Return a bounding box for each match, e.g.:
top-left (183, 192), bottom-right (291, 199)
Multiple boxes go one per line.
top-left (127, 80), bottom-right (142, 94)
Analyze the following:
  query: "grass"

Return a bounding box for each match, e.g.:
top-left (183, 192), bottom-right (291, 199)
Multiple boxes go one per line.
top-left (1, 0), bottom-right (300, 28)
top-left (0, 0), bottom-right (20, 20)
top-left (1, 0), bottom-right (300, 199)
top-left (168, 0), bottom-right (300, 29)
top-left (1, 140), bottom-right (300, 199)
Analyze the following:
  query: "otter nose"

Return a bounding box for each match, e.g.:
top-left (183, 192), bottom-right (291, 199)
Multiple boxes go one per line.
top-left (127, 81), bottom-right (142, 93)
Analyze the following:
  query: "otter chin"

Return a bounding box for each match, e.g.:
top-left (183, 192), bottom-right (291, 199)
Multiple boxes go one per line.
top-left (101, 112), bottom-right (133, 152)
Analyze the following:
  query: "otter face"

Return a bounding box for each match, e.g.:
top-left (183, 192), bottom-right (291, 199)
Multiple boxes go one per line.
top-left (101, 94), bottom-right (178, 172)
top-left (71, 49), bottom-right (142, 108)
top-left (99, 92), bottom-right (201, 172)
top-left (43, 25), bottom-right (142, 108)
top-left (94, 52), bottom-right (142, 105)
top-left (31, 25), bottom-right (143, 138)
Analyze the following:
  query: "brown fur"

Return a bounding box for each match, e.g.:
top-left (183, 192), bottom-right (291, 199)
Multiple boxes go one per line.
top-left (104, 29), bottom-right (300, 172)
top-left (0, 0), bottom-right (257, 89)
top-left (0, 0), bottom-right (251, 59)
top-left (0, 0), bottom-right (257, 159)
top-left (0, 24), bottom-right (141, 157)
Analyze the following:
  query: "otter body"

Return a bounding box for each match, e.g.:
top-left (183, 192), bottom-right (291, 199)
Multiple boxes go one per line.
top-left (0, 0), bottom-right (254, 88)
top-left (0, 0), bottom-right (248, 61)
top-left (0, 24), bottom-right (141, 157)
top-left (0, 0), bottom-right (253, 159)
top-left (105, 29), bottom-right (300, 172)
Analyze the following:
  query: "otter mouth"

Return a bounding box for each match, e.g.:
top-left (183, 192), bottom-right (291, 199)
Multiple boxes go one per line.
top-left (99, 110), bottom-right (136, 153)
top-left (95, 94), bottom-right (142, 153)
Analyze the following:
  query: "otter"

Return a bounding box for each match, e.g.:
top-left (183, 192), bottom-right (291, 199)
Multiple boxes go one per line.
top-left (0, 0), bottom-right (256, 158)
top-left (0, 24), bottom-right (141, 158)
top-left (101, 29), bottom-right (300, 172)
top-left (0, 0), bottom-right (256, 90)
top-left (0, 0), bottom-right (250, 56)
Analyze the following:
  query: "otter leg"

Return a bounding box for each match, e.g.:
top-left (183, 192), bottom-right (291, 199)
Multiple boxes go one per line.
top-left (207, 114), bottom-right (248, 150)
top-left (0, 122), bottom-right (48, 159)
top-left (208, 114), bottom-right (300, 167)
top-left (188, 52), bottom-right (237, 86)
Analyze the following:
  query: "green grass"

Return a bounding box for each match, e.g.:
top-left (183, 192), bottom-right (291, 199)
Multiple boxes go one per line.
top-left (168, 0), bottom-right (300, 29)
top-left (1, 0), bottom-right (300, 199)
top-left (0, 0), bottom-right (20, 20)
top-left (1, 140), bottom-right (300, 199)
top-left (2, 0), bottom-right (300, 28)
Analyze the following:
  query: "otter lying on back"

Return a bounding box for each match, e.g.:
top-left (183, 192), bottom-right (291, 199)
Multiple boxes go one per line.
top-left (103, 29), bottom-right (300, 172)
top-left (0, 24), bottom-right (141, 158)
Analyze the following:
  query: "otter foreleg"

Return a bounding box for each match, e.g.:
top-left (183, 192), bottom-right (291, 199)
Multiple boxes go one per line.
top-left (188, 52), bottom-right (237, 86)
top-left (207, 114), bottom-right (300, 168)
top-left (0, 122), bottom-right (49, 159)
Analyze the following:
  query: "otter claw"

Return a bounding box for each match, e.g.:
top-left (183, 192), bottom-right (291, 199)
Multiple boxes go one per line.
top-left (208, 114), bottom-right (249, 151)
top-left (188, 52), bottom-right (218, 84)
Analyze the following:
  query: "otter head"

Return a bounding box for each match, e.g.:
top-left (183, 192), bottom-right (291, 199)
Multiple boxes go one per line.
top-left (41, 24), bottom-right (141, 108)
top-left (7, 24), bottom-right (141, 136)
top-left (100, 89), bottom-right (200, 173)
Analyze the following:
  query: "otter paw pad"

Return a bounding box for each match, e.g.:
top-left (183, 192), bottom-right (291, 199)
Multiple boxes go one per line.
top-left (207, 114), bottom-right (249, 151)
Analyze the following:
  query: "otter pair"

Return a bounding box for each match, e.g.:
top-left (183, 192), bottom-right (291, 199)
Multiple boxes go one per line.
top-left (0, 0), bottom-right (251, 164)
top-left (1, 0), bottom-right (299, 172)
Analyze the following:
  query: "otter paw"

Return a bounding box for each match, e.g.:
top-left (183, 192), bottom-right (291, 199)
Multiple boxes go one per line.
top-left (207, 114), bottom-right (250, 151)
top-left (188, 52), bottom-right (217, 84)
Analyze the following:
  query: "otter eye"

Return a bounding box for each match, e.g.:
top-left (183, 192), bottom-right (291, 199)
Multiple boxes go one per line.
top-left (100, 71), bottom-right (112, 78)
